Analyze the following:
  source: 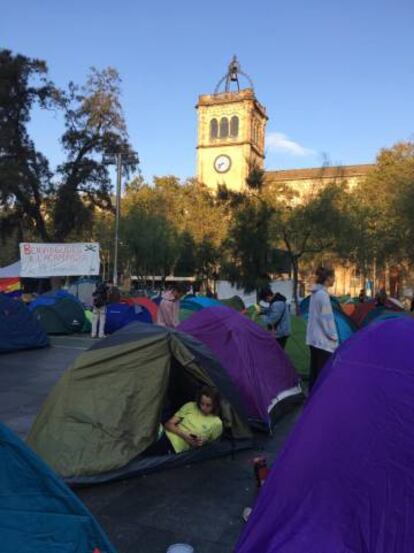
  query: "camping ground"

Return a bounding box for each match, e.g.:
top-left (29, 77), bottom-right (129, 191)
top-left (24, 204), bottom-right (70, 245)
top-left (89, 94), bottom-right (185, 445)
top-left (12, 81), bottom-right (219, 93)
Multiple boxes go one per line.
top-left (0, 335), bottom-right (300, 553)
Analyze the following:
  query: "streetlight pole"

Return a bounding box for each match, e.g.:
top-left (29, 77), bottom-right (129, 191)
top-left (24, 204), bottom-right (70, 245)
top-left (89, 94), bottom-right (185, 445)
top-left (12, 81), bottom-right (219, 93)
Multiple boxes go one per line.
top-left (113, 153), bottom-right (122, 286)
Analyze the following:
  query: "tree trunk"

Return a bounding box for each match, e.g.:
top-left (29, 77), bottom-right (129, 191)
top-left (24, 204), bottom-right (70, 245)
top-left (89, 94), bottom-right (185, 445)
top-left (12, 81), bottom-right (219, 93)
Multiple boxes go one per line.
top-left (292, 255), bottom-right (300, 315)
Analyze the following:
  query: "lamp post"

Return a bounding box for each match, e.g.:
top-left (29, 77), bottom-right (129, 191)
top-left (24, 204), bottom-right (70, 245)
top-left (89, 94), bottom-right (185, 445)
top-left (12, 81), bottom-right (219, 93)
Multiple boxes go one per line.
top-left (113, 153), bottom-right (122, 286)
top-left (104, 151), bottom-right (139, 287)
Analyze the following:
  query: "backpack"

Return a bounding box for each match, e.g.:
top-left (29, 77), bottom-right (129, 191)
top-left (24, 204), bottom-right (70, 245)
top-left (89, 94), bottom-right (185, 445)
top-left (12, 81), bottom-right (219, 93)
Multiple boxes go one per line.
top-left (93, 284), bottom-right (108, 308)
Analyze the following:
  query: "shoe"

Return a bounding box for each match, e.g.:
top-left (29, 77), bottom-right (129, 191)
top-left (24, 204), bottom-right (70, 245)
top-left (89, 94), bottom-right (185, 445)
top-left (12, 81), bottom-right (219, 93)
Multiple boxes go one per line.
top-left (242, 507), bottom-right (252, 522)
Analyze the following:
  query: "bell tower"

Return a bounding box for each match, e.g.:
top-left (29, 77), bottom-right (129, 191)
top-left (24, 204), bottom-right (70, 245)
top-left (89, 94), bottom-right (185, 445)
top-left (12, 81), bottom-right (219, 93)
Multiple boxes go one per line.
top-left (196, 56), bottom-right (268, 192)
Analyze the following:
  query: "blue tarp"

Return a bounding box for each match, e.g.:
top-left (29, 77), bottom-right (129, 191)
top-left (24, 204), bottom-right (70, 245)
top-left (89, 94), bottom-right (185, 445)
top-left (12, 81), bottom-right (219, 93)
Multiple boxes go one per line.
top-left (0, 295), bottom-right (49, 353)
top-left (300, 295), bottom-right (356, 344)
top-left (105, 303), bottom-right (152, 334)
top-left (0, 422), bottom-right (116, 553)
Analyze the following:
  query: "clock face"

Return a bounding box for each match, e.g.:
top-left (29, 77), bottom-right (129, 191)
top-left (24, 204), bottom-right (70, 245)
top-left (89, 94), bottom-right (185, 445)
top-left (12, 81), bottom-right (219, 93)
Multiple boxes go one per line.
top-left (214, 154), bottom-right (232, 174)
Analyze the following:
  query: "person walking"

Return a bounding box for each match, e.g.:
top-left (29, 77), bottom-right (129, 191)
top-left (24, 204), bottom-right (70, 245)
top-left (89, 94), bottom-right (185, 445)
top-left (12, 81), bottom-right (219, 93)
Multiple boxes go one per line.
top-left (260, 288), bottom-right (291, 350)
top-left (306, 267), bottom-right (338, 390)
top-left (91, 281), bottom-right (109, 338)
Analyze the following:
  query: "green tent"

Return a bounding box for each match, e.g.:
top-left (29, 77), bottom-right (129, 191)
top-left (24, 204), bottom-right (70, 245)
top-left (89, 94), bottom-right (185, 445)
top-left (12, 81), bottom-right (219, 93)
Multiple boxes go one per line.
top-left (286, 315), bottom-right (309, 379)
top-left (31, 297), bottom-right (86, 335)
top-left (81, 309), bottom-right (93, 333)
top-left (245, 305), bottom-right (266, 327)
top-left (27, 322), bottom-right (251, 485)
top-left (221, 296), bottom-right (246, 312)
top-left (179, 307), bottom-right (196, 322)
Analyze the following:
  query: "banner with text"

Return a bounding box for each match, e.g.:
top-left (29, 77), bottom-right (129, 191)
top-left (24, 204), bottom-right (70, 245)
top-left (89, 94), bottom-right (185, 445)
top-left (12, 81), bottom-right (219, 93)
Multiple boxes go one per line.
top-left (20, 243), bottom-right (100, 277)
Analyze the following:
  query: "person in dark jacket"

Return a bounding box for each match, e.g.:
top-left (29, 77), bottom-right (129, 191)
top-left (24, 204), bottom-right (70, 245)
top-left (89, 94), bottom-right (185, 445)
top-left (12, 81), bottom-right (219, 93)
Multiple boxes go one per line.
top-left (260, 288), bottom-right (291, 350)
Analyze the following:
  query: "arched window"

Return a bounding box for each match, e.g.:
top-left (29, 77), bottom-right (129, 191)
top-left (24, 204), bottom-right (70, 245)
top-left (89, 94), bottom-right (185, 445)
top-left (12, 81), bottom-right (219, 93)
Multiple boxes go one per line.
top-left (230, 116), bottom-right (239, 137)
top-left (210, 118), bottom-right (218, 139)
top-left (219, 117), bottom-right (229, 138)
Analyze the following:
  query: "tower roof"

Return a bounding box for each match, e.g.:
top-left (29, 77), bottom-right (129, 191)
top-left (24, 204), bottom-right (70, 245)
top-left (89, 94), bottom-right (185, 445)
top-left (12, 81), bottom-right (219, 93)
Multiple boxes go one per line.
top-left (214, 56), bottom-right (254, 94)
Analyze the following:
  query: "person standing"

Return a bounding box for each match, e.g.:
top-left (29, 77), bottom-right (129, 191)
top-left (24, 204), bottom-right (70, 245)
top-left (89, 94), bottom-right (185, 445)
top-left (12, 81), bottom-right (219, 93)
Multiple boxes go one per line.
top-left (91, 281), bottom-right (109, 338)
top-left (306, 267), bottom-right (338, 390)
top-left (260, 288), bottom-right (291, 350)
top-left (358, 289), bottom-right (366, 303)
top-left (156, 283), bottom-right (187, 329)
top-left (106, 279), bottom-right (121, 304)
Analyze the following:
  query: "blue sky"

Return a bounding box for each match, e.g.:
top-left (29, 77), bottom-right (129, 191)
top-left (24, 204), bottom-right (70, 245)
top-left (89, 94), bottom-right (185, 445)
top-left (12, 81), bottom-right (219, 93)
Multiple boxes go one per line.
top-left (2, 0), bottom-right (414, 182)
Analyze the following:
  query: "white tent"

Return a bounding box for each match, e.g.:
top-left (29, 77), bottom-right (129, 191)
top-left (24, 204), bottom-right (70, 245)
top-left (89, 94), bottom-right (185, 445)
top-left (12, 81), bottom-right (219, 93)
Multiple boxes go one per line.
top-left (0, 261), bottom-right (21, 278)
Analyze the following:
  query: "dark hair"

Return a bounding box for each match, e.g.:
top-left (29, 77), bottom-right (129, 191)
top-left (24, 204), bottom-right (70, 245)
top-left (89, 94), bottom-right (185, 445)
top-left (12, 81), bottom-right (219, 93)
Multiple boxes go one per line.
top-left (172, 282), bottom-right (188, 296)
top-left (315, 266), bottom-right (335, 285)
top-left (259, 287), bottom-right (273, 302)
top-left (196, 386), bottom-right (220, 415)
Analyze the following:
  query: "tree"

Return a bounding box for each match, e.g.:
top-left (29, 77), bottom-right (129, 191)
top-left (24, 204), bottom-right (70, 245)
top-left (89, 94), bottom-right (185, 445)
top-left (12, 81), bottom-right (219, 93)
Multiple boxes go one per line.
top-left (0, 50), bottom-right (138, 246)
top-left (0, 49), bottom-right (56, 242)
top-left (222, 198), bottom-right (273, 292)
top-left (269, 183), bottom-right (352, 309)
top-left (121, 204), bottom-right (179, 281)
top-left (343, 142), bottom-right (414, 292)
top-left (175, 232), bottom-right (197, 276)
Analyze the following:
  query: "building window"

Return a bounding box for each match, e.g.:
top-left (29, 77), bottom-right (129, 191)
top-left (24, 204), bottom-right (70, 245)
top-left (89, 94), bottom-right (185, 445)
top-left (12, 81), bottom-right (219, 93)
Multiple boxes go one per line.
top-left (219, 117), bottom-right (229, 138)
top-left (210, 118), bottom-right (218, 139)
top-left (230, 116), bottom-right (239, 137)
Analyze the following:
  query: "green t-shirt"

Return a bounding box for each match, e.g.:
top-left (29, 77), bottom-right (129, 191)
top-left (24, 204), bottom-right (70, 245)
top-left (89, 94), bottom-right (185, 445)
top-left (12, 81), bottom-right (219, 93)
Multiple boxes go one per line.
top-left (165, 401), bottom-right (223, 454)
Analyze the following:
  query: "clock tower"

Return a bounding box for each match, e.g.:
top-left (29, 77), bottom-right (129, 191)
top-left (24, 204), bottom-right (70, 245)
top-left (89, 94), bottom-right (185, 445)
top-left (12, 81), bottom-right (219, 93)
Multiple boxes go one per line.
top-left (196, 56), bottom-right (268, 192)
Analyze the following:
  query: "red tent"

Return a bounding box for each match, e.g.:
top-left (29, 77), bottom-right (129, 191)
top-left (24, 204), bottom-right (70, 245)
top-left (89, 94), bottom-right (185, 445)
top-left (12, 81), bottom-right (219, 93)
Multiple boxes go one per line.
top-left (121, 297), bottom-right (158, 321)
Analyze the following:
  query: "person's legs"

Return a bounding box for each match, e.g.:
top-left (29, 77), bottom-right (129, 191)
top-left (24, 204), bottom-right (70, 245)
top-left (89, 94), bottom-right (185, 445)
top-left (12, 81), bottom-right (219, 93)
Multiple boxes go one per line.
top-left (142, 432), bottom-right (174, 456)
top-left (308, 346), bottom-right (318, 391)
top-left (98, 306), bottom-right (106, 338)
top-left (276, 336), bottom-right (288, 349)
top-left (91, 307), bottom-right (99, 338)
top-left (309, 347), bottom-right (332, 391)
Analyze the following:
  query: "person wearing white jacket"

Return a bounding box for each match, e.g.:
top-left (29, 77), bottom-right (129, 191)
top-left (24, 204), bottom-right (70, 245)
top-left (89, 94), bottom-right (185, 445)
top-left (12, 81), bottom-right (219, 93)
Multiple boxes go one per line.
top-left (306, 267), bottom-right (338, 390)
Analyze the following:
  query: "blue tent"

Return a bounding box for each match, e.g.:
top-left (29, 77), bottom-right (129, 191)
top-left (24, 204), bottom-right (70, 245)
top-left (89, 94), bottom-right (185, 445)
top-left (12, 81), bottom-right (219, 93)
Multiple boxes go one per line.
top-left (300, 295), bottom-right (356, 344)
top-left (180, 296), bottom-right (223, 311)
top-left (0, 295), bottom-right (49, 353)
top-left (0, 422), bottom-right (116, 553)
top-left (105, 303), bottom-right (152, 334)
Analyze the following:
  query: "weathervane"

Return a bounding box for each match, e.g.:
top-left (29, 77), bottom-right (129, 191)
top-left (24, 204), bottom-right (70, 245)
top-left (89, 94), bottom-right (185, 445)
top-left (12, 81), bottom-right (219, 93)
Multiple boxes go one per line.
top-left (214, 55), bottom-right (254, 94)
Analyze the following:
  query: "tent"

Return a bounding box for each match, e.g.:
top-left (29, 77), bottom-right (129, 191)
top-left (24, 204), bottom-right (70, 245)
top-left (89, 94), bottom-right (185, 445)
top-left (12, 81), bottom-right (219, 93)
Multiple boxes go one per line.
top-left (185, 296), bottom-right (222, 309)
top-left (285, 315), bottom-right (309, 379)
top-left (105, 302), bottom-right (152, 334)
top-left (300, 295), bottom-right (356, 344)
top-left (68, 277), bottom-right (98, 306)
top-left (235, 318), bottom-right (414, 553)
top-left (27, 322), bottom-right (251, 485)
top-left (352, 299), bottom-right (403, 327)
top-left (220, 295), bottom-right (246, 312)
top-left (0, 422), bottom-right (116, 553)
top-left (179, 306), bottom-right (303, 428)
top-left (0, 295), bottom-right (49, 353)
top-left (0, 260), bottom-right (21, 278)
top-left (121, 296), bottom-right (158, 321)
top-left (362, 306), bottom-right (409, 327)
top-left (30, 290), bottom-right (86, 334)
top-left (245, 304), bottom-right (266, 327)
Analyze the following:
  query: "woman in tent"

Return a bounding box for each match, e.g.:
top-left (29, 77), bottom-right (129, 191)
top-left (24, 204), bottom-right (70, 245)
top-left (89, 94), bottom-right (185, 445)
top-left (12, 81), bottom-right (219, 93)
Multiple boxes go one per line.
top-left (144, 386), bottom-right (223, 455)
top-left (306, 267), bottom-right (338, 390)
top-left (157, 283), bottom-right (187, 328)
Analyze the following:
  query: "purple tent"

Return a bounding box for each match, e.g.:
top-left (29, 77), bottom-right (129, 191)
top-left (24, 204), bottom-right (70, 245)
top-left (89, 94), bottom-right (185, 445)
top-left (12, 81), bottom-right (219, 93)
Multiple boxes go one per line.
top-left (235, 318), bottom-right (414, 553)
top-left (178, 306), bottom-right (302, 427)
